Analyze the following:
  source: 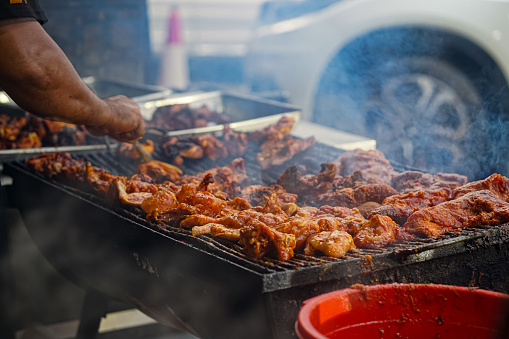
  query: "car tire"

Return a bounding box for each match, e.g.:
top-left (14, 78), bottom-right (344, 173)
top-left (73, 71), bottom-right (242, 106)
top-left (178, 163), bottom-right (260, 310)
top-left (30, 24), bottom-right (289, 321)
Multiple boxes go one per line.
top-left (314, 56), bottom-right (506, 180)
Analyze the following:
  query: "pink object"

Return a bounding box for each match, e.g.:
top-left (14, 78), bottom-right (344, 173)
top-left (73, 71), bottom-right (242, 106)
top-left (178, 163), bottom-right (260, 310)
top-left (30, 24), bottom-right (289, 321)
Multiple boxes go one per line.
top-left (167, 7), bottom-right (182, 45)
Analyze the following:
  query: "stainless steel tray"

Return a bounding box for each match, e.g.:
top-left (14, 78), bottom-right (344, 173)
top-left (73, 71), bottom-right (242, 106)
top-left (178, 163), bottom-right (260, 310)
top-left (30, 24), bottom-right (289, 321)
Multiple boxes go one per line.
top-left (139, 90), bottom-right (301, 137)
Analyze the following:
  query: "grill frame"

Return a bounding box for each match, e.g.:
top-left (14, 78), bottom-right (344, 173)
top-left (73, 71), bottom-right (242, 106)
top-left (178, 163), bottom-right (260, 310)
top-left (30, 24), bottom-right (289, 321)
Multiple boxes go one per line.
top-left (6, 145), bottom-right (509, 339)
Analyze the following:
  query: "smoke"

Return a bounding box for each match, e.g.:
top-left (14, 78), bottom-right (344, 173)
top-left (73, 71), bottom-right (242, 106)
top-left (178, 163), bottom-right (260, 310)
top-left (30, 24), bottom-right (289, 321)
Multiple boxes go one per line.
top-left (312, 27), bottom-right (509, 181)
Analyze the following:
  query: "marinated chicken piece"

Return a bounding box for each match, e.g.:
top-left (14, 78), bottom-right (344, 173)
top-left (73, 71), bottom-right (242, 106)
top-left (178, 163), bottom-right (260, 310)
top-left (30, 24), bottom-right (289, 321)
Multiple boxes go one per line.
top-left (138, 160), bottom-right (182, 183)
top-left (304, 230), bottom-right (355, 258)
top-left (404, 190), bottom-right (509, 237)
top-left (106, 179), bottom-right (153, 206)
top-left (314, 188), bottom-right (356, 208)
top-left (277, 163), bottom-right (338, 196)
top-left (192, 223), bottom-right (242, 241)
top-left (354, 214), bottom-right (400, 248)
top-left (239, 221), bottom-right (296, 261)
top-left (25, 152), bottom-right (86, 180)
top-left (223, 125), bottom-right (248, 157)
top-left (180, 209), bottom-right (260, 229)
top-left (116, 140), bottom-right (154, 159)
top-left (335, 149), bottom-right (397, 186)
top-left (179, 144), bottom-right (204, 159)
top-left (367, 188), bottom-right (452, 225)
top-left (392, 171), bottom-right (468, 193)
top-left (17, 132), bottom-right (42, 148)
top-left (140, 189), bottom-right (179, 215)
top-left (248, 115), bottom-right (295, 142)
top-left (257, 135), bottom-right (316, 170)
top-left (198, 134), bottom-right (228, 161)
top-left (181, 158), bottom-right (247, 198)
top-left (276, 215), bottom-right (320, 251)
top-left (452, 173), bottom-right (509, 201)
top-left (240, 184), bottom-right (298, 207)
top-left (353, 184), bottom-right (399, 205)
top-left (86, 162), bottom-right (126, 194)
top-left (175, 182), bottom-right (227, 217)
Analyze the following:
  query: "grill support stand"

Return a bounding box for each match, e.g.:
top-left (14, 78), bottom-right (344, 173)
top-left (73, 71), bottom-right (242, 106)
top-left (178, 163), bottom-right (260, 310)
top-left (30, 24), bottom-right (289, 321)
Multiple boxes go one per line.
top-left (76, 290), bottom-right (108, 339)
top-left (0, 170), bottom-right (15, 339)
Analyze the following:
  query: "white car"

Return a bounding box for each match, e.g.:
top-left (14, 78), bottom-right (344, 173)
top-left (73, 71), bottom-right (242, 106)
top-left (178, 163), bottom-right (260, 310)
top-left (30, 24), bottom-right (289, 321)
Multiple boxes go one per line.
top-left (244, 0), bottom-right (509, 180)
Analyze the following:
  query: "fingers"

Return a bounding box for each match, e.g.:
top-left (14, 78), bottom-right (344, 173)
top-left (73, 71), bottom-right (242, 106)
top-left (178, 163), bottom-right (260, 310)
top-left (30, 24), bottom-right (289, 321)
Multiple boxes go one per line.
top-left (86, 95), bottom-right (146, 143)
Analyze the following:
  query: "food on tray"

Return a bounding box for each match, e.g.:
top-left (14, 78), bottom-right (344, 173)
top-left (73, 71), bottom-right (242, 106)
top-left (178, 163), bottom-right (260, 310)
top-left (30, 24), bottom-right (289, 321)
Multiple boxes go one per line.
top-left (116, 140), bottom-right (155, 159)
top-left (23, 125), bottom-right (509, 262)
top-left (159, 116), bottom-right (313, 170)
top-left (0, 113), bottom-right (90, 149)
top-left (146, 103), bottom-right (231, 131)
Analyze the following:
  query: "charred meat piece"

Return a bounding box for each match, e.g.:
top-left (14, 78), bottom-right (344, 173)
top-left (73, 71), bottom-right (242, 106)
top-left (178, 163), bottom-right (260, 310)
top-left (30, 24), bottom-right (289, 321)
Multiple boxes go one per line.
top-left (223, 125), bottom-right (248, 157)
top-left (452, 173), bottom-right (509, 202)
top-left (240, 184), bottom-right (298, 207)
top-left (257, 135), bottom-right (316, 170)
top-left (392, 171), bottom-right (467, 193)
top-left (335, 149), bottom-right (397, 186)
top-left (404, 190), bottom-right (509, 237)
top-left (367, 189), bottom-right (452, 225)
top-left (248, 115), bottom-right (295, 142)
top-left (353, 184), bottom-right (399, 205)
top-left (304, 230), bottom-right (355, 258)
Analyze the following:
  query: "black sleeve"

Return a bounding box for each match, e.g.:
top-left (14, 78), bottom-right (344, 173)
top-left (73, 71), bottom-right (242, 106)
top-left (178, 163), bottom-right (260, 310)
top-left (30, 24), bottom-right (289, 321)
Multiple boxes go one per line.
top-left (0, 0), bottom-right (48, 25)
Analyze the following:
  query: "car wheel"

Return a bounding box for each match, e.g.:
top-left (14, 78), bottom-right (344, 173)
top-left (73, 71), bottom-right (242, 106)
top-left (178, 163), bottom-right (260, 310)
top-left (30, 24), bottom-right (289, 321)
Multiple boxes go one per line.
top-left (314, 56), bottom-right (501, 179)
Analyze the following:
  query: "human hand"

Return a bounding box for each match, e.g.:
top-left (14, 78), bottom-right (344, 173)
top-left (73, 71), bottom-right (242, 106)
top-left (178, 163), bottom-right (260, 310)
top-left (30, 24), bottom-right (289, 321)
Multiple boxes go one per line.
top-left (86, 95), bottom-right (145, 143)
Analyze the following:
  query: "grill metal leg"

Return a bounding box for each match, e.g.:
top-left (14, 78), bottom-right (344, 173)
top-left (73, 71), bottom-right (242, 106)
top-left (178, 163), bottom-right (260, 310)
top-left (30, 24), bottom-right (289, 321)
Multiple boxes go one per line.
top-left (76, 290), bottom-right (108, 339)
top-left (0, 181), bottom-right (15, 339)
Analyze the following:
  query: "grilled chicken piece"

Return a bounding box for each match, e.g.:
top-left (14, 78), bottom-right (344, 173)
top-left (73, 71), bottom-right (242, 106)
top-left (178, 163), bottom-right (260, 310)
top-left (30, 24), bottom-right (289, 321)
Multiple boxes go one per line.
top-left (140, 189), bottom-right (179, 215)
top-left (192, 223), bottom-right (242, 241)
top-left (17, 132), bottom-right (42, 148)
top-left (367, 188), bottom-right (452, 225)
top-left (392, 171), bottom-right (468, 193)
top-left (404, 190), bottom-right (509, 237)
top-left (257, 135), bottom-right (316, 170)
top-left (241, 184), bottom-right (298, 206)
top-left (304, 230), bottom-right (355, 258)
top-left (335, 149), bottom-right (397, 187)
top-left (116, 140), bottom-right (154, 159)
top-left (353, 184), bottom-right (399, 205)
top-left (248, 115), bottom-right (295, 142)
top-left (181, 158), bottom-right (248, 199)
top-left (107, 179), bottom-right (153, 206)
top-left (354, 214), bottom-right (402, 248)
top-left (452, 173), bottom-right (509, 201)
top-left (86, 162), bottom-right (126, 194)
top-left (197, 134), bottom-right (228, 161)
top-left (239, 221), bottom-right (297, 261)
top-left (223, 125), bottom-right (248, 157)
top-left (138, 160), bottom-right (182, 183)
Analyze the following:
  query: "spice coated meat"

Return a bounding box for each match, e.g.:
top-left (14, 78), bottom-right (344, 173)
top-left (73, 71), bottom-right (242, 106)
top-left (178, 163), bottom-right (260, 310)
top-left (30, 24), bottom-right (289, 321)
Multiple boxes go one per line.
top-left (23, 124), bottom-right (509, 262)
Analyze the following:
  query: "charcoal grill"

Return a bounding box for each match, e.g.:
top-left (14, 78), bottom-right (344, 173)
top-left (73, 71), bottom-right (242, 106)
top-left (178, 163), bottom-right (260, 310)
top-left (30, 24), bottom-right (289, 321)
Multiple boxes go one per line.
top-left (5, 142), bottom-right (509, 339)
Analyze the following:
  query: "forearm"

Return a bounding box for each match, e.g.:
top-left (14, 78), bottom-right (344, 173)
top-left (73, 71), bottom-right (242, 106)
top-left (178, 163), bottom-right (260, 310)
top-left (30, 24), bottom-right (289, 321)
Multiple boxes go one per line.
top-left (0, 20), bottom-right (111, 128)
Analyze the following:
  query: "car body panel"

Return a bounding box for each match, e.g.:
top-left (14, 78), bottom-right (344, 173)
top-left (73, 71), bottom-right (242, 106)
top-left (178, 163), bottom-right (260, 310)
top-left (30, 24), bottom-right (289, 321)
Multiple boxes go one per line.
top-left (246, 0), bottom-right (509, 120)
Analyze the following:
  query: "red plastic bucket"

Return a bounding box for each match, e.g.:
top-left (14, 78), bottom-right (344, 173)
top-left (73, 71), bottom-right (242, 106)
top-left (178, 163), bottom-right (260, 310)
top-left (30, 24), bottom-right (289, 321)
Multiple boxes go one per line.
top-left (295, 283), bottom-right (509, 339)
